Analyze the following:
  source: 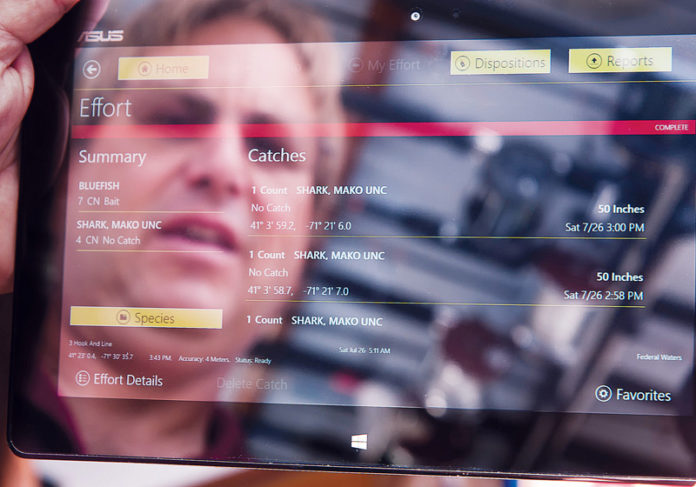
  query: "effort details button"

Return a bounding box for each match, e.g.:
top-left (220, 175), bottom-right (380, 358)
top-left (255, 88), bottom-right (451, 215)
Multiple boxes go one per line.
top-left (569, 47), bottom-right (672, 73)
top-left (70, 306), bottom-right (222, 329)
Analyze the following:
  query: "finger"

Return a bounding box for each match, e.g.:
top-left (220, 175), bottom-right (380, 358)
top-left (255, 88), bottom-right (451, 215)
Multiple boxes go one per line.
top-left (0, 0), bottom-right (81, 140)
top-left (84, 0), bottom-right (110, 32)
top-left (0, 44), bottom-right (33, 157)
top-left (0, 0), bottom-right (80, 45)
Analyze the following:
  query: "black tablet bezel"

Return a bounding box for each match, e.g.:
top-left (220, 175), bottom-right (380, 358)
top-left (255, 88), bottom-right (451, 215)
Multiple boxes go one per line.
top-left (8, 0), bottom-right (696, 480)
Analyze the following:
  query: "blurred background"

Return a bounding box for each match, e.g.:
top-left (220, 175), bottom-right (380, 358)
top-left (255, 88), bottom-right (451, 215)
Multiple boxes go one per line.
top-left (235, 0), bottom-right (696, 477)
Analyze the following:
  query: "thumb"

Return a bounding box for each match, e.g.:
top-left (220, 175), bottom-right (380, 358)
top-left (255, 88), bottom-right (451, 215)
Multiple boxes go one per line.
top-left (0, 0), bottom-right (80, 52)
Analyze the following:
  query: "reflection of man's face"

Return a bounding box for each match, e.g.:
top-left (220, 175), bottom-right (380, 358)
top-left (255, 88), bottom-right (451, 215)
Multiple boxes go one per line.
top-left (66, 18), bottom-right (319, 358)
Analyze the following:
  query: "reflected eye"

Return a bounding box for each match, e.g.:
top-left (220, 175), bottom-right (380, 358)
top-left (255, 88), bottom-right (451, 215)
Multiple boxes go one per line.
top-left (245, 137), bottom-right (284, 155)
top-left (136, 94), bottom-right (216, 125)
top-left (140, 107), bottom-right (197, 125)
top-left (242, 113), bottom-right (303, 163)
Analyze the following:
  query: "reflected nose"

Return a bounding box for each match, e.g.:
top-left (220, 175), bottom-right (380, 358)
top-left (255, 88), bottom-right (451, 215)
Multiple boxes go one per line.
top-left (184, 128), bottom-right (250, 200)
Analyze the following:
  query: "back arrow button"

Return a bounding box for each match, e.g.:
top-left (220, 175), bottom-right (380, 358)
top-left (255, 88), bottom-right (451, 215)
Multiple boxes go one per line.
top-left (82, 60), bottom-right (102, 79)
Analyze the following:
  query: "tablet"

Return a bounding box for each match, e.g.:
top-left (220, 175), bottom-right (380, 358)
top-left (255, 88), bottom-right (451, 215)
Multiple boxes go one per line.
top-left (8, 0), bottom-right (696, 480)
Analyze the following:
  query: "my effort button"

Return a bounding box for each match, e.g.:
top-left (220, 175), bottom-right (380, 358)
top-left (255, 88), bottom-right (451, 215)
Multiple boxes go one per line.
top-left (70, 306), bottom-right (222, 329)
top-left (569, 47), bottom-right (672, 73)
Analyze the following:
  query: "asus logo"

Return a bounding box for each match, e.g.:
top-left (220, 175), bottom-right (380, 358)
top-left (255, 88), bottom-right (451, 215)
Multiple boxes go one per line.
top-left (78, 30), bottom-right (124, 43)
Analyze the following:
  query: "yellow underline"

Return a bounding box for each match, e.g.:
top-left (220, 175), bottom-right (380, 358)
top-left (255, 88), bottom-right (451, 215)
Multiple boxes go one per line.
top-left (76, 249), bottom-right (223, 253)
top-left (72, 78), bottom-right (696, 91)
top-left (249, 234), bottom-right (647, 240)
top-left (78, 210), bottom-right (224, 214)
top-left (246, 299), bottom-right (644, 308)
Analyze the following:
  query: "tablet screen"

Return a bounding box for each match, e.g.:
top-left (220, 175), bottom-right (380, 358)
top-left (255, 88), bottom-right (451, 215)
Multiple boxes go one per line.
top-left (10, 0), bottom-right (696, 478)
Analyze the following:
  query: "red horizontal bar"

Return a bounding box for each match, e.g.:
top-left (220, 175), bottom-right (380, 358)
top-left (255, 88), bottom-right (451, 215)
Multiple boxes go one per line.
top-left (71, 120), bottom-right (695, 139)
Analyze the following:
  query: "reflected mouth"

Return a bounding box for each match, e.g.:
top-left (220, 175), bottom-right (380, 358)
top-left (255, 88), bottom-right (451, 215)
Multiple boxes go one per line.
top-left (159, 218), bottom-right (238, 252)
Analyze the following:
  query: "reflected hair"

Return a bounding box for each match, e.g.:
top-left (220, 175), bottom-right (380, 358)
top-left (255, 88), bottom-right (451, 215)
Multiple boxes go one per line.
top-left (125, 0), bottom-right (346, 216)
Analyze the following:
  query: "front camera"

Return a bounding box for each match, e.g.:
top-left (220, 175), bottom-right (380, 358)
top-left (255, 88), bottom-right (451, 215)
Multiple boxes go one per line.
top-left (410, 8), bottom-right (422, 21)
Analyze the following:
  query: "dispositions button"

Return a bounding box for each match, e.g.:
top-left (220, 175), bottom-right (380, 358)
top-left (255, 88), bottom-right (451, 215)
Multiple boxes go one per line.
top-left (118, 56), bottom-right (209, 80)
top-left (450, 49), bottom-right (550, 75)
top-left (569, 47), bottom-right (672, 73)
top-left (70, 306), bottom-right (222, 329)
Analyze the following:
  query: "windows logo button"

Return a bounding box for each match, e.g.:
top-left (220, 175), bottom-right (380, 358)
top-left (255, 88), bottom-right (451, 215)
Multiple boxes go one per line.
top-left (595, 385), bottom-right (612, 402)
top-left (351, 434), bottom-right (368, 450)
